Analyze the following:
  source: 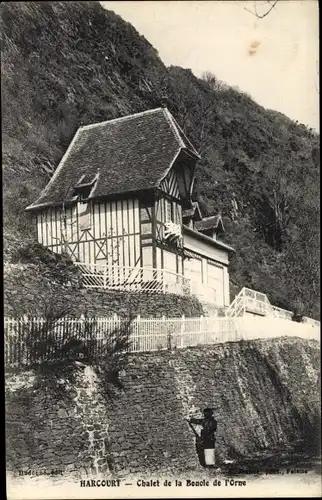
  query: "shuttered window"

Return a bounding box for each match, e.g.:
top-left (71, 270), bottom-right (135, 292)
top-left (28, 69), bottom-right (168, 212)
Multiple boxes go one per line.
top-left (78, 202), bottom-right (92, 231)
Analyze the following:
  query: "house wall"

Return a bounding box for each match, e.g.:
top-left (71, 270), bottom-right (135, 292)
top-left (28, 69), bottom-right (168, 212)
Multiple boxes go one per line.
top-left (154, 167), bottom-right (184, 275)
top-left (183, 232), bottom-right (230, 307)
top-left (34, 166), bottom-right (230, 308)
top-left (36, 198), bottom-right (141, 269)
top-left (184, 232), bottom-right (229, 265)
top-left (35, 189), bottom-right (185, 280)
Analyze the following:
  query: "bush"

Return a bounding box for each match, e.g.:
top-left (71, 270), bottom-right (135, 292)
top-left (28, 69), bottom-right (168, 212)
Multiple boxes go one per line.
top-left (20, 307), bottom-right (134, 398)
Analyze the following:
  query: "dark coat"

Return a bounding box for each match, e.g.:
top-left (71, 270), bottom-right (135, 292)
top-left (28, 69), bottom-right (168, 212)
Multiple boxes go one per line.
top-left (190, 416), bottom-right (217, 448)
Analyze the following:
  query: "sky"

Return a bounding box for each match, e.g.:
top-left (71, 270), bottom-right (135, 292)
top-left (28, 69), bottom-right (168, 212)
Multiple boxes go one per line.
top-left (101, 0), bottom-right (319, 131)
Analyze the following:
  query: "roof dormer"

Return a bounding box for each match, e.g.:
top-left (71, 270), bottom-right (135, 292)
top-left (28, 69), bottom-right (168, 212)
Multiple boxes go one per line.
top-left (182, 201), bottom-right (202, 222)
top-left (72, 173), bottom-right (99, 202)
top-left (195, 214), bottom-right (225, 240)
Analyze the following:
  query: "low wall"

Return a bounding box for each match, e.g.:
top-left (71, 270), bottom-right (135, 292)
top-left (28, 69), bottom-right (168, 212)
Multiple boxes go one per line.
top-left (4, 262), bottom-right (204, 318)
top-left (6, 337), bottom-right (320, 478)
top-left (237, 315), bottom-right (320, 342)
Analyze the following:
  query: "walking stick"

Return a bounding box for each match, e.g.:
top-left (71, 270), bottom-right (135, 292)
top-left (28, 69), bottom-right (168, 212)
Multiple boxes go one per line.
top-left (187, 420), bottom-right (202, 443)
top-left (187, 419), bottom-right (206, 466)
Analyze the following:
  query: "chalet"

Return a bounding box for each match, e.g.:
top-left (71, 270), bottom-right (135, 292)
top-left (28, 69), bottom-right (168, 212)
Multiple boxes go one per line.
top-left (26, 108), bottom-right (235, 310)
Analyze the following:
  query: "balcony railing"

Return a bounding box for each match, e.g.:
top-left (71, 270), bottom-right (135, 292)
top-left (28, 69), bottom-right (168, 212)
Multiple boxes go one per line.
top-left (225, 286), bottom-right (320, 326)
top-left (75, 262), bottom-right (192, 296)
top-left (74, 262), bottom-right (219, 305)
top-left (271, 305), bottom-right (294, 321)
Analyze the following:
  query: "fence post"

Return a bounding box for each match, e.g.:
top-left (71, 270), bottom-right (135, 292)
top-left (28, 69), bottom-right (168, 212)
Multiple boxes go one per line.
top-left (242, 288), bottom-right (246, 315)
top-left (80, 313), bottom-right (85, 339)
top-left (200, 314), bottom-right (204, 344)
top-left (162, 315), bottom-right (166, 349)
top-left (23, 315), bottom-right (29, 366)
top-left (112, 313), bottom-right (118, 334)
top-left (181, 314), bottom-right (185, 348)
top-left (103, 266), bottom-right (107, 289)
top-left (136, 314), bottom-right (141, 351)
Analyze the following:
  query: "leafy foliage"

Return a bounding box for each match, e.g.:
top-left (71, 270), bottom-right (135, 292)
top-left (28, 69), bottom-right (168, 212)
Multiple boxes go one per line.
top-left (1, 1), bottom-right (320, 318)
top-left (21, 309), bottom-right (133, 398)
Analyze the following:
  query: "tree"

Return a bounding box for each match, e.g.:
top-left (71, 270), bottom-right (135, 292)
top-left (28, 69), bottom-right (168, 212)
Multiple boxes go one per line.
top-left (254, 158), bottom-right (299, 251)
top-left (202, 72), bottom-right (228, 92)
top-left (282, 222), bottom-right (320, 319)
top-left (244, 1), bottom-right (279, 19)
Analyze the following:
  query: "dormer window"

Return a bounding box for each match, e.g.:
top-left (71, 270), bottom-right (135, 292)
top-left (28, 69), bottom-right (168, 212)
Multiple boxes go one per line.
top-left (182, 201), bottom-right (202, 229)
top-left (164, 198), bottom-right (182, 245)
top-left (72, 173), bottom-right (99, 202)
top-left (73, 184), bottom-right (92, 201)
top-left (72, 176), bottom-right (98, 231)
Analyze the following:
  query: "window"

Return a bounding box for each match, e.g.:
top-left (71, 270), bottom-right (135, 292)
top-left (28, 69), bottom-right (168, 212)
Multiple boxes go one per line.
top-left (165, 199), bottom-right (177, 224)
top-left (78, 202), bottom-right (91, 231)
top-left (73, 184), bottom-right (92, 201)
top-left (171, 203), bottom-right (176, 223)
top-left (165, 199), bottom-right (172, 223)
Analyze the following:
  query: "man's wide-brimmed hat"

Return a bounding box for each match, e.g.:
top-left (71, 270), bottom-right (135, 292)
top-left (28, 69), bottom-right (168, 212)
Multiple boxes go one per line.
top-left (203, 407), bottom-right (214, 414)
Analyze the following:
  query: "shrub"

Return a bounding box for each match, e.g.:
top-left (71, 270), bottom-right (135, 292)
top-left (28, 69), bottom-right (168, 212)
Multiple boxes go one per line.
top-left (19, 305), bottom-right (134, 399)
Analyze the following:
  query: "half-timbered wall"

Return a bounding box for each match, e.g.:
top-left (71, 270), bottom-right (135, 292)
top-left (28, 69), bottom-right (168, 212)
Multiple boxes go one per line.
top-left (154, 167), bottom-right (184, 275)
top-left (36, 198), bottom-right (141, 268)
top-left (158, 168), bottom-right (181, 219)
top-left (139, 200), bottom-right (154, 270)
top-left (35, 161), bottom-right (230, 307)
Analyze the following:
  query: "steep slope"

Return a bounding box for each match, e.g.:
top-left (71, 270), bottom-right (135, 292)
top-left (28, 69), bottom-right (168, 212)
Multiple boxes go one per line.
top-left (1, 1), bottom-right (320, 318)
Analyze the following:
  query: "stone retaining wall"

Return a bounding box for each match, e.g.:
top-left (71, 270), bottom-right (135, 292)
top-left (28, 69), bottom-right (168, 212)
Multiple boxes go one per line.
top-left (5, 337), bottom-right (320, 479)
top-left (4, 263), bottom-right (204, 318)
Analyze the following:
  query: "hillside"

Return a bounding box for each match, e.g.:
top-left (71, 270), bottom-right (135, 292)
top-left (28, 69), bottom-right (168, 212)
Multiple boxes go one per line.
top-left (1, 1), bottom-right (320, 318)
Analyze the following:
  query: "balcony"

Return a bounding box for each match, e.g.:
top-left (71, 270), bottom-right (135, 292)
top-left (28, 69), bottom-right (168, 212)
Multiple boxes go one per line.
top-left (74, 262), bottom-right (217, 304)
top-left (226, 287), bottom-right (297, 320)
top-left (75, 262), bottom-right (190, 296)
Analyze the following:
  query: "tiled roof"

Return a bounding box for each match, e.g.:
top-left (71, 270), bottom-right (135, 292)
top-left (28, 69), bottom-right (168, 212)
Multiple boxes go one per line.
top-left (195, 214), bottom-right (225, 232)
top-left (26, 108), bottom-right (200, 211)
top-left (182, 201), bottom-right (202, 220)
top-left (182, 208), bottom-right (194, 218)
top-left (183, 225), bottom-right (235, 253)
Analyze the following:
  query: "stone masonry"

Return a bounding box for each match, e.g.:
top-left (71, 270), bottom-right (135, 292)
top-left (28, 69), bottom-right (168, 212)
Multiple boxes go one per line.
top-left (5, 337), bottom-right (320, 479)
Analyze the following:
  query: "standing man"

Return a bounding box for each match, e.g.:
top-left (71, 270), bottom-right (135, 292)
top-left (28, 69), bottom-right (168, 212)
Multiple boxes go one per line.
top-left (189, 407), bottom-right (217, 467)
